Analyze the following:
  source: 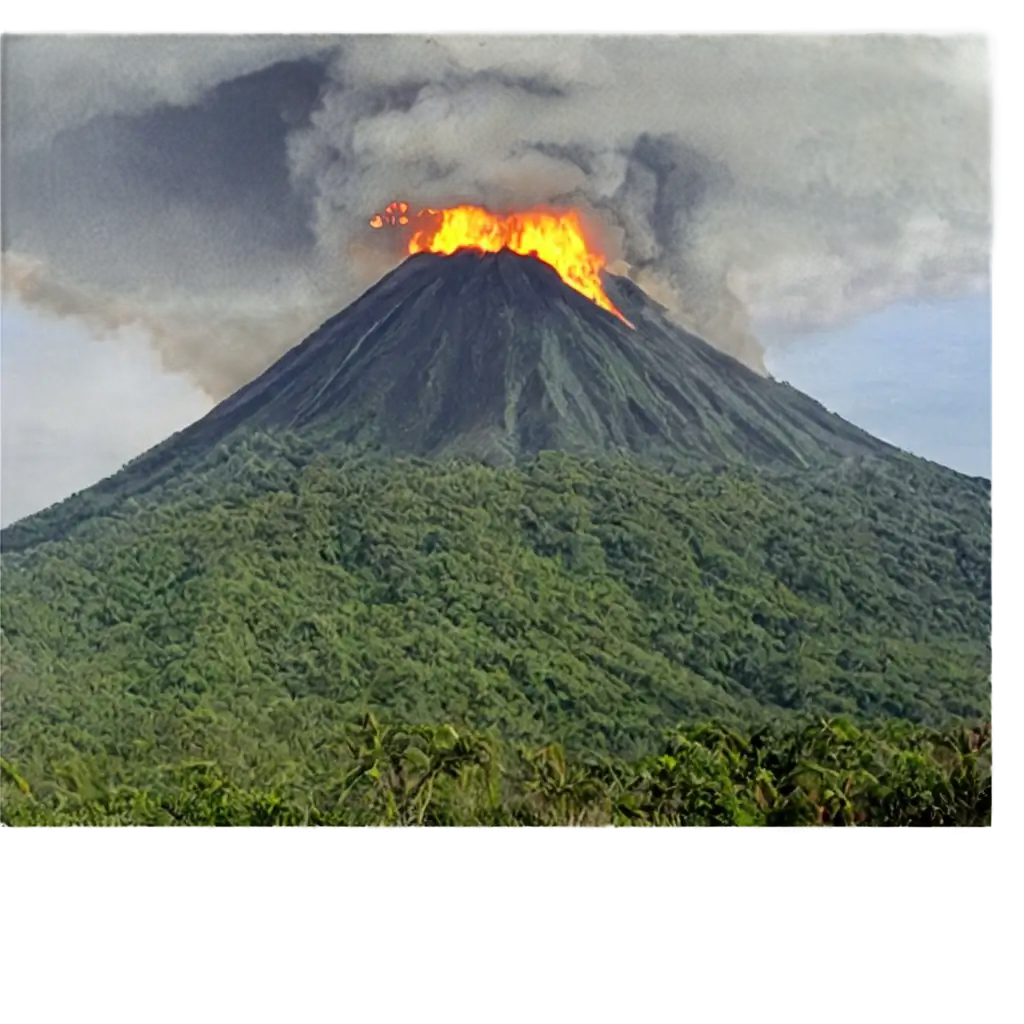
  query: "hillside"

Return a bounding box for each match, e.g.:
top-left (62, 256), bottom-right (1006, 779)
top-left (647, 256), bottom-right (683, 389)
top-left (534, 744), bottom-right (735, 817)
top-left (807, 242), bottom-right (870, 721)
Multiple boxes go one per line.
top-left (1, 437), bottom-right (990, 798)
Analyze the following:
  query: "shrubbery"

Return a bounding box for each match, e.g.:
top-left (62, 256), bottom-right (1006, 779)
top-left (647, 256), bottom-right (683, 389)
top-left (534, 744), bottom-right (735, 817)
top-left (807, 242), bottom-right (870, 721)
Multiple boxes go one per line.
top-left (1, 715), bottom-right (991, 826)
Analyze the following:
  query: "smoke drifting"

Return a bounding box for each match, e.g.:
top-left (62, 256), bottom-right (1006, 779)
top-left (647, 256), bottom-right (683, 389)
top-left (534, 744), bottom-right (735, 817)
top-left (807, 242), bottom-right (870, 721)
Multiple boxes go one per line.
top-left (2, 35), bottom-right (990, 397)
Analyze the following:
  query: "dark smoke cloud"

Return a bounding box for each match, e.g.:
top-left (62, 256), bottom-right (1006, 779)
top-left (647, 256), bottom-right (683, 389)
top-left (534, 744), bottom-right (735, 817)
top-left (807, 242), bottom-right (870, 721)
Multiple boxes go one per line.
top-left (2, 35), bottom-right (990, 397)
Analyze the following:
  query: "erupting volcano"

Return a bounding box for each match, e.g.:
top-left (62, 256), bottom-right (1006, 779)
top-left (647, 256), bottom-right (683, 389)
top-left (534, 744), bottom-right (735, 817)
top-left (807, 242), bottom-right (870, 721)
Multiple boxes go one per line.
top-left (370, 201), bottom-right (631, 326)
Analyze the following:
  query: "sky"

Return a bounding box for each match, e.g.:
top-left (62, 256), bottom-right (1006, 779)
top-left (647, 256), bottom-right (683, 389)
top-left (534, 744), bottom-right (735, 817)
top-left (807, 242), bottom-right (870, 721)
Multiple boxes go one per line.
top-left (763, 292), bottom-right (992, 479)
top-left (1, 302), bottom-right (213, 525)
top-left (1, 287), bottom-right (991, 526)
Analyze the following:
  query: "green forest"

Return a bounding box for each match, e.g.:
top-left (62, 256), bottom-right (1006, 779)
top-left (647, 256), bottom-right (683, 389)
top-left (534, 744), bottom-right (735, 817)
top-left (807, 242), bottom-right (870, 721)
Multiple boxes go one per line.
top-left (1, 715), bottom-right (991, 826)
top-left (0, 434), bottom-right (991, 825)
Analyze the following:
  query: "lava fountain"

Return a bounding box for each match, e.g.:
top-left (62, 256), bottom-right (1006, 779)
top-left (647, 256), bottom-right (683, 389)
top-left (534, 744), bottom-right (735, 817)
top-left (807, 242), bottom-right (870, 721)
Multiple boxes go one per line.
top-left (370, 201), bottom-right (632, 327)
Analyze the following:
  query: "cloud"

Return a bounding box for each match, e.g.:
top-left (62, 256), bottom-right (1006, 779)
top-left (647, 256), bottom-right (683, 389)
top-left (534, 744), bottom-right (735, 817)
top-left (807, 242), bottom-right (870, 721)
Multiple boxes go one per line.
top-left (2, 34), bottom-right (991, 395)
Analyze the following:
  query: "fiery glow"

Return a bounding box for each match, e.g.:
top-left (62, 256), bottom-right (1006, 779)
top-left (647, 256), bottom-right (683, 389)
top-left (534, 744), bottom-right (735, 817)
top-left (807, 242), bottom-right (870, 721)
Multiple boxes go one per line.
top-left (370, 201), bottom-right (631, 326)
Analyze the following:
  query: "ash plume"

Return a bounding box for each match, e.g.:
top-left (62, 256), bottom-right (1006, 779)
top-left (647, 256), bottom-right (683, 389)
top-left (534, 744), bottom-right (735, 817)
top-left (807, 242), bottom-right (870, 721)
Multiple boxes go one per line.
top-left (2, 35), bottom-right (990, 396)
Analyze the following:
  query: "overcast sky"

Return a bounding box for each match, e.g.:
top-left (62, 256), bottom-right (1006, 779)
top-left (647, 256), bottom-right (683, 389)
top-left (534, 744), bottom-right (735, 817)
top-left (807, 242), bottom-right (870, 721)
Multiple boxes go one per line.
top-left (765, 292), bottom-right (991, 479)
top-left (1, 302), bottom-right (213, 525)
top-left (1, 288), bottom-right (992, 526)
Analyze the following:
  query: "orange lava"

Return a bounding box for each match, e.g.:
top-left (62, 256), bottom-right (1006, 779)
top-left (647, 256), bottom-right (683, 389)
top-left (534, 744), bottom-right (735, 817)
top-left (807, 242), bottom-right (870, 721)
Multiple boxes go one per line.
top-left (370, 201), bottom-right (631, 326)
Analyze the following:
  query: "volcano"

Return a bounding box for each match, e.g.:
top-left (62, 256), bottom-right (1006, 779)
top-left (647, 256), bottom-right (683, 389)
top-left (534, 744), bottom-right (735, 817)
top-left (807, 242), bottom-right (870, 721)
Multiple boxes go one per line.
top-left (0, 246), bottom-right (990, 792)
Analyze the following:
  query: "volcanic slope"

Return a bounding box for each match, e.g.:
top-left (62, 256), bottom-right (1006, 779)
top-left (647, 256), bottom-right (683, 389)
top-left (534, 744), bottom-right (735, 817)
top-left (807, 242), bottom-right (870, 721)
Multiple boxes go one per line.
top-left (0, 249), bottom-right (990, 774)
top-left (148, 249), bottom-right (895, 467)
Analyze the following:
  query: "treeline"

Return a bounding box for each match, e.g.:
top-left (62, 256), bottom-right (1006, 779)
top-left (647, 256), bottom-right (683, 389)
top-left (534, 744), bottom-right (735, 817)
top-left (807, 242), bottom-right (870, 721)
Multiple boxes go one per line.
top-left (1, 715), bottom-right (991, 826)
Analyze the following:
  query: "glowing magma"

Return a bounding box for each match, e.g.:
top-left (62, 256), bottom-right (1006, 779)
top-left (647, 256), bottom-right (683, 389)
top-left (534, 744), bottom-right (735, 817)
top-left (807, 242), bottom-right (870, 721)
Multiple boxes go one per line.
top-left (370, 201), bottom-right (631, 326)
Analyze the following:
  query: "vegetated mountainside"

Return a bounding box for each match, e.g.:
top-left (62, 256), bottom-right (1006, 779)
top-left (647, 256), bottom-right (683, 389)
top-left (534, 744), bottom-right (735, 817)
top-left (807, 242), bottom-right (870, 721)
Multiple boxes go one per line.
top-left (0, 436), bottom-right (990, 807)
